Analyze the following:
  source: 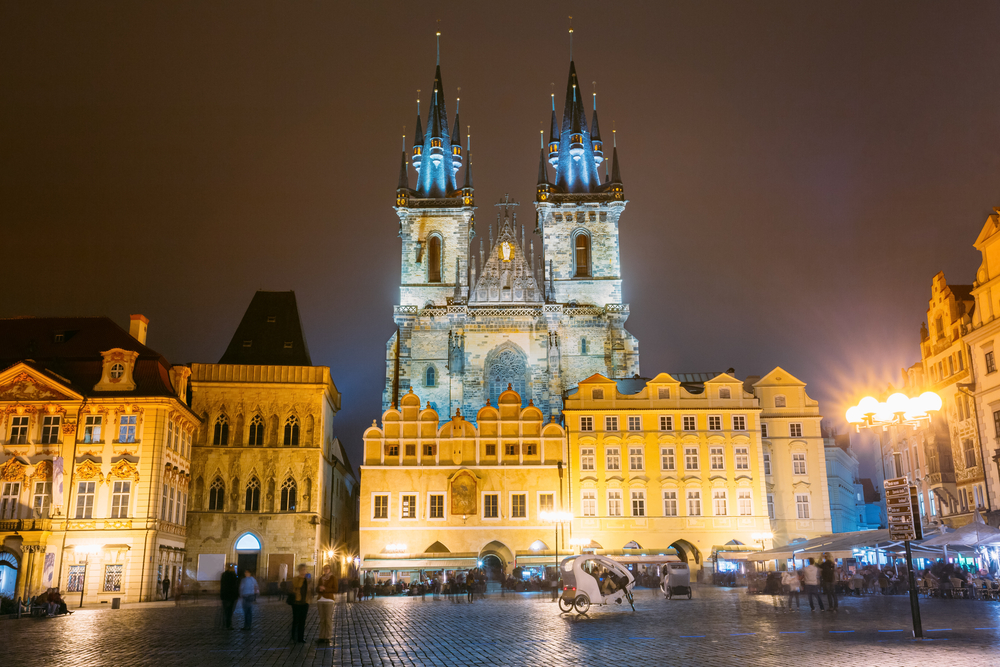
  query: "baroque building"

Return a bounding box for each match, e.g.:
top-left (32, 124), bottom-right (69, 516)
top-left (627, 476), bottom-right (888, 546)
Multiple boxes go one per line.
top-left (360, 388), bottom-right (566, 577)
top-left (563, 370), bottom-right (832, 578)
top-left (0, 315), bottom-right (198, 604)
top-left (384, 51), bottom-right (638, 423)
top-left (185, 291), bottom-right (356, 591)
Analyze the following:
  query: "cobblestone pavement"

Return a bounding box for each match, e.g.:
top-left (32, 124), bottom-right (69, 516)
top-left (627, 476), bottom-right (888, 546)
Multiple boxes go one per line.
top-left (7, 585), bottom-right (1000, 666)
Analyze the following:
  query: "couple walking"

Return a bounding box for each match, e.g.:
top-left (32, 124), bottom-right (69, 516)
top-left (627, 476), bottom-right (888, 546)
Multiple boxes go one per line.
top-left (287, 563), bottom-right (339, 645)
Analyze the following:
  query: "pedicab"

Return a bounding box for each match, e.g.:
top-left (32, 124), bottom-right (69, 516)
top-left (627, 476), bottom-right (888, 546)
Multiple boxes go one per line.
top-left (557, 555), bottom-right (636, 614)
top-left (660, 561), bottom-right (692, 599)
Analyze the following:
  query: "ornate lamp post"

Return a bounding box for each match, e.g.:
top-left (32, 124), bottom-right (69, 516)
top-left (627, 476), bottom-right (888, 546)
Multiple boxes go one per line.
top-left (539, 511), bottom-right (573, 582)
top-left (74, 544), bottom-right (100, 608)
top-left (847, 390), bottom-right (941, 639)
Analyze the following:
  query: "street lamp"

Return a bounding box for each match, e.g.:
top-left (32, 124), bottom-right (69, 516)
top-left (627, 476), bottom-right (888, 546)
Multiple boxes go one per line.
top-left (750, 532), bottom-right (773, 548)
top-left (568, 537), bottom-right (592, 554)
top-left (73, 544), bottom-right (101, 608)
top-left (539, 511), bottom-right (573, 582)
top-left (847, 390), bottom-right (941, 639)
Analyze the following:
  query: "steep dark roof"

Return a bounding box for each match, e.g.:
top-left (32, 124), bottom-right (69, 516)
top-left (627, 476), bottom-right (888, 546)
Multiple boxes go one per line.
top-left (834, 434), bottom-right (852, 452)
top-left (0, 316), bottom-right (177, 397)
top-left (860, 478), bottom-right (881, 504)
top-left (219, 291), bottom-right (312, 366)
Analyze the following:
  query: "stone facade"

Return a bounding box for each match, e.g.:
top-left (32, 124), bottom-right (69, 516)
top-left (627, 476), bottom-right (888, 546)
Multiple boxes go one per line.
top-left (385, 56), bottom-right (639, 423)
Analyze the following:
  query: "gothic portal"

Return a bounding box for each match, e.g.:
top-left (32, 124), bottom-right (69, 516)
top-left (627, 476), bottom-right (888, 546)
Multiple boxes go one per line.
top-left (383, 50), bottom-right (639, 422)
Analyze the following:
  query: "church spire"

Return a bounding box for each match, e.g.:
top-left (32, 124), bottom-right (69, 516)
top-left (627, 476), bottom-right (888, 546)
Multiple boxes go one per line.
top-left (397, 144), bottom-right (409, 191)
top-left (552, 59), bottom-right (601, 193)
top-left (591, 90), bottom-right (604, 168)
top-left (413, 35), bottom-right (458, 198)
top-left (547, 93), bottom-right (560, 168)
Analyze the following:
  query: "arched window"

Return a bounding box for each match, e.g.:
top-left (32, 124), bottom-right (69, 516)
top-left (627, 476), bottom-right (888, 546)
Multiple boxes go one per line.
top-left (487, 348), bottom-right (527, 406)
top-left (283, 415), bottom-right (299, 446)
top-left (280, 477), bottom-right (297, 512)
top-left (574, 233), bottom-right (591, 278)
top-left (213, 415), bottom-right (229, 446)
top-left (248, 415), bottom-right (264, 446)
top-left (245, 477), bottom-right (260, 512)
top-left (428, 235), bottom-right (442, 283)
top-left (425, 366), bottom-right (437, 387)
top-left (209, 477), bottom-right (225, 511)
top-left (580, 338), bottom-right (588, 354)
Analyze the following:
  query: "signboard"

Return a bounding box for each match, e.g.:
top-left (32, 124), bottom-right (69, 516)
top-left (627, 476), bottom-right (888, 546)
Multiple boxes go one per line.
top-left (884, 477), bottom-right (922, 541)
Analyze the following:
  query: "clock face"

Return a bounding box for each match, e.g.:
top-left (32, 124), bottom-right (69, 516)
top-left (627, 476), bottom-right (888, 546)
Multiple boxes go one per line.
top-left (500, 241), bottom-right (513, 262)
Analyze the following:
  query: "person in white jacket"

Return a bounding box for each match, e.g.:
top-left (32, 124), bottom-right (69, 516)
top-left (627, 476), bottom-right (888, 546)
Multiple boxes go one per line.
top-left (782, 569), bottom-right (801, 609)
top-left (802, 559), bottom-right (824, 611)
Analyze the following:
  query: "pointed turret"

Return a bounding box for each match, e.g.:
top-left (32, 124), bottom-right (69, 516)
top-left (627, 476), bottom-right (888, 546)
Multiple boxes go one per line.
top-left (397, 150), bottom-right (409, 190)
top-left (414, 61), bottom-right (458, 198)
top-left (412, 105), bottom-right (424, 173)
top-left (591, 92), bottom-right (604, 167)
top-left (547, 94), bottom-right (560, 168)
top-left (450, 103), bottom-right (463, 177)
top-left (537, 147), bottom-right (548, 185)
top-left (610, 146), bottom-right (622, 184)
top-left (551, 61), bottom-right (601, 193)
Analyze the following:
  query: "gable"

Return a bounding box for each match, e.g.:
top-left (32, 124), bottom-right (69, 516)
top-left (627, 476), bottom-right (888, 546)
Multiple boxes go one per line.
top-left (0, 364), bottom-right (81, 402)
top-left (469, 208), bottom-right (542, 305)
top-left (754, 366), bottom-right (806, 388)
top-left (974, 211), bottom-right (1000, 250)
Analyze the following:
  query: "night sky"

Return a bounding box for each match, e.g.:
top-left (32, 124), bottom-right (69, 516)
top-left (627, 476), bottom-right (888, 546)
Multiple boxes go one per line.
top-left (3, 2), bottom-right (1000, 469)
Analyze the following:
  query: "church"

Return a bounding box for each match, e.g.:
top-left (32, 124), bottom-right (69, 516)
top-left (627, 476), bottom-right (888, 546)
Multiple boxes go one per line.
top-left (384, 50), bottom-right (639, 422)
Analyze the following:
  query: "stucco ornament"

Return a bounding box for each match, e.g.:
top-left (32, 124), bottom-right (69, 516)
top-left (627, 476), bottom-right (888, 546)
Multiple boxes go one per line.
top-left (75, 459), bottom-right (104, 483)
top-left (0, 458), bottom-right (26, 482)
top-left (109, 459), bottom-right (140, 482)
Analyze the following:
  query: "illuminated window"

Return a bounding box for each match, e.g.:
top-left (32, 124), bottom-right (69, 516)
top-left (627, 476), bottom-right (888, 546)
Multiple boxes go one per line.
top-left (75, 481), bottom-right (95, 519)
top-left (607, 490), bottom-right (622, 517)
top-left (511, 494), bottom-right (526, 518)
top-left (713, 490), bottom-right (727, 516)
top-left (735, 447), bottom-right (750, 470)
top-left (1, 482), bottom-right (20, 520)
top-left (118, 415), bottom-right (137, 443)
top-left (574, 233), bottom-right (591, 277)
top-left (110, 481), bottom-right (130, 518)
top-left (110, 363), bottom-right (125, 380)
top-left (660, 447), bottom-right (675, 471)
top-left (539, 494), bottom-right (554, 513)
top-left (796, 494), bottom-right (811, 519)
top-left (401, 494), bottom-right (416, 519)
top-left (581, 448), bottom-right (595, 470)
top-left (738, 490), bottom-right (752, 516)
top-left (582, 490), bottom-right (596, 517)
top-left (792, 452), bottom-right (807, 475)
top-left (710, 447), bottom-right (724, 470)
top-left (83, 416), bottom-right (102, 444)
top-left (373, 494), bottom-right (389, 519)
top-left (606, 447), bottom-right (621, 471)
top-left (629, 447), bottom-right (644, 470)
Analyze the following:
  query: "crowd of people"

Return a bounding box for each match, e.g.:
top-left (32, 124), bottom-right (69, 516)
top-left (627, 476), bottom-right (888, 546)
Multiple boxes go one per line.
top-left (750, 554), bottom-right (1000, 605)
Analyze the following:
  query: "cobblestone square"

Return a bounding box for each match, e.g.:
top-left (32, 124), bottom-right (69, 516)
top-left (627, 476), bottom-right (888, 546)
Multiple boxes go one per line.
top-left (6, 585), bottom-right (1000, 666)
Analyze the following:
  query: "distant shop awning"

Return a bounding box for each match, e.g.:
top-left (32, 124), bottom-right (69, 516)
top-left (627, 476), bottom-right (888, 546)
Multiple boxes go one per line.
top-left (597, 548), bottom-right (680, 565)
top-left (361, 552), bottom-right (479, 570)
top-left (712, 545), bottom-right (761, 561)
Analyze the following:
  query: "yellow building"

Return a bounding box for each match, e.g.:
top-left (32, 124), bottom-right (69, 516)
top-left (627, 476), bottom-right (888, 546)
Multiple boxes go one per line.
top-left (360, 387), bottom-right (566, 578)
top-left (0, 314), bottom-right (199, 604)
top-left (563, 370), bottom-right (832, 577)
top-left (184, 291), bottom-right (355, 591)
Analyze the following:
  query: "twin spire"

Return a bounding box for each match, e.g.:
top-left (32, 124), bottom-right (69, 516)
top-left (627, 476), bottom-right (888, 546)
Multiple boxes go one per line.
top-left (399, 37), bottom-right (622, 200)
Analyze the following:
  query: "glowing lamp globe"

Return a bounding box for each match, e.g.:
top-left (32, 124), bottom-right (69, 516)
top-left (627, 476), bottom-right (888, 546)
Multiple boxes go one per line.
top-left (858, 396), bottom-right (880, 415)
top-left (886, 393), bottom-right (910, 415)
top-left (845, 405), bottom-right (864, 424)
top-left (873, 402), bottom-right (894, 424)
top-left (919, 391), bottom-right (943, 413)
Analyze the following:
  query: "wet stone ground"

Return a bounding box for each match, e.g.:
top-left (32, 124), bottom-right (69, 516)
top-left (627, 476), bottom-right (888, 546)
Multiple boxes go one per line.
top-left (6, 585), bottom-right (1000, 666)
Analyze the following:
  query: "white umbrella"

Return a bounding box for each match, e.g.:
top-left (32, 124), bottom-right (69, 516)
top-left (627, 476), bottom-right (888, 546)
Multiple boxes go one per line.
top-left (921, 511), bottom-right (1000, 547)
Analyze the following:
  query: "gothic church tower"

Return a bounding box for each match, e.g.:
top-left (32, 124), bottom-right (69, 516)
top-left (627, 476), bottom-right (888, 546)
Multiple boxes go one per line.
top-left (384, 48), bottom-right (638, 421)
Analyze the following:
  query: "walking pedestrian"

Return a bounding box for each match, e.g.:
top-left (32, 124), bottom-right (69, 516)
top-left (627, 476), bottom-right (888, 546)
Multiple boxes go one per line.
top-left (239, 569), bottom-right (259, 631)
top-left (315, 565), bottom-right (338, 647)
top-left (220, 564), bottom-right (240, 630)
top-left (289, 564), bottom-right (311, 643)
top-left (820, 553), bottom-right (839, 612)
top-left (803, 558), bottom-right (824, 611)
top-left (161, 575), bottom-right (170, 600)
top-left (782, 569), bottom-right (801, 609)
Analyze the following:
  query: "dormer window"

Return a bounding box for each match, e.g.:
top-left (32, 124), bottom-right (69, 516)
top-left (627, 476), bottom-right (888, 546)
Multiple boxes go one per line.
top-left (94, 348), bottom-right (139, 392)
top-left (719, 387), bottom-right (731, 399)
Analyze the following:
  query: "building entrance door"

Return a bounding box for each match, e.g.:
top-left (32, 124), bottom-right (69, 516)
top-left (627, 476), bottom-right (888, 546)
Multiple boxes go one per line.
top-left (237, 553), bottom-right (258, 578)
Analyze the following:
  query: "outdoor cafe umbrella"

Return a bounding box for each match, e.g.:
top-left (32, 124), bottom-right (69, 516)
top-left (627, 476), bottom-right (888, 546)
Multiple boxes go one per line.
top-left (920, 511), bottom-right (1000, 547)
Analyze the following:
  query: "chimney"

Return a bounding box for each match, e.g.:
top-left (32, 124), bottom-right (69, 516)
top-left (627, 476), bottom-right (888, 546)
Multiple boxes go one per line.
top-left (129, 314), bottom-right (149, 345)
